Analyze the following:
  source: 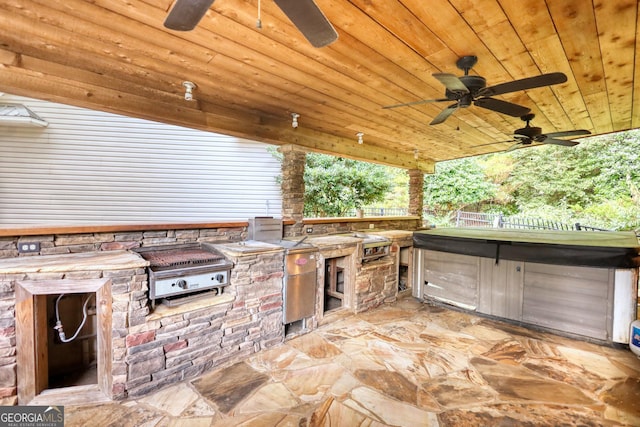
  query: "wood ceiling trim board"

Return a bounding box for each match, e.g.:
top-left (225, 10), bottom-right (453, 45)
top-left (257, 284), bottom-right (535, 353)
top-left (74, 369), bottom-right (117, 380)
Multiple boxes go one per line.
top-left (0, 0), bottom-right (634, 162)
top-left (524, 37), bottom-right (592, 132)
top-left (499, 0), bottom-right (591, 132)
top-left (1, 58), bottom-right (436, 171)
top-left (447, 0), bottom-right (516, 81)
top-left (0, 67), bottom-right (213, 128)
top-left (92, 0), bottom-right (510, 147)
top-left (398, 0), bottom-right (495, 63)
top-left (582, 92), bottom-right (614, 134)
top-left (347, 0), bottom-right (449, 59)
top-left (461, 11), bottom-right (569, 132)
top-left (275, 127), bottom-right (436, 172)
top-left (15, 54), bottom-right (299, 124)
top-left (1, 63), bottom-right (432, 171)
top-left (7, 25), bottom-right (450, 156)
top-left (118, 0), bottom-right (448, 117)
top-left (0, 14), bottom-right (303, 122)
top-left (340, 0), bottom-right (516, 135)
top-left (344, 0), bottom-right (520, 135)
top-left (547, 1), bottom-right (607, 97)
top-left (96, 0), bottom-right (460, 146)
top-left (594, 0), bottom-right (637, 130)
top-left (99, 0), bottom-right (440, 120)
top-left (497, 0), bottom-right (557, 42)
top-left (32, 0), bottom-right (353, 117)
top-left (546, 1), bottom-right (612, 133)
top-left (11, 2), bottom-right (448, 151)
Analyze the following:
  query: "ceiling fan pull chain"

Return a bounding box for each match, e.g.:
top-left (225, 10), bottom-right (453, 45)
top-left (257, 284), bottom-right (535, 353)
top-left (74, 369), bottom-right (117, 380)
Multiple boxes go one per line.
top-left (256, 0), bottom-right (262, 29)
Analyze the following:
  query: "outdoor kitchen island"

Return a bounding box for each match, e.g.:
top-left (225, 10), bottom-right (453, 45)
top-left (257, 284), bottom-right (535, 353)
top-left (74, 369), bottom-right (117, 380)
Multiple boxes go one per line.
top-left (0, 229), bottom-right (414, 406)
top-left (413, 228), bottom-right (640, 344)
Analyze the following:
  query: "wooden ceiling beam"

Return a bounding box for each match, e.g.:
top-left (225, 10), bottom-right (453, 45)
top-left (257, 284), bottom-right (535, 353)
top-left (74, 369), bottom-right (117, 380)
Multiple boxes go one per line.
top-left (0, 58), bottom-right (434, 172)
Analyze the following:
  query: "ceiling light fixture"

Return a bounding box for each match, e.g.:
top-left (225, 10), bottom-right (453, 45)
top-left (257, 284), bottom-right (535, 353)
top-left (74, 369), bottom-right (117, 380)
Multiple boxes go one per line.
top-left (357, 132), bottom-right (364, 144)
top-left (182, 81), bottom-right (196, 101)
top-left (291, 113), bottom-right (299, 128)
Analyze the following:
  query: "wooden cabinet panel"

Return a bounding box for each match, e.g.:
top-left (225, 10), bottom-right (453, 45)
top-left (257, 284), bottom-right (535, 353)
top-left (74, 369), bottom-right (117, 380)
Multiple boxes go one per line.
top-left (422, 249), bottom-right (478, 309)
top-left (522, 263), bottom-right (614, 340)
top-left (478, 258), bottom-right (523, 319)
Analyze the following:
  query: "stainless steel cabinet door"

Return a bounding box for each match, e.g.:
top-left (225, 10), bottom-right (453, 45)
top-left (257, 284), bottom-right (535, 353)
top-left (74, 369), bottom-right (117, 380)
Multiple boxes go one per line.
top-left (284, 271), bottom-right (316, 323)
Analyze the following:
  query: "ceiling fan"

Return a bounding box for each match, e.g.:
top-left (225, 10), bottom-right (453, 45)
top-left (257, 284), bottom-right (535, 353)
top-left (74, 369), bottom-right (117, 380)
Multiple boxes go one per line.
top-left (163, 0), bottom-right (338, 48)
top-left (383, 56), bottom-right (567, 125)
top-left (475, 114), bottom-right (592, 152)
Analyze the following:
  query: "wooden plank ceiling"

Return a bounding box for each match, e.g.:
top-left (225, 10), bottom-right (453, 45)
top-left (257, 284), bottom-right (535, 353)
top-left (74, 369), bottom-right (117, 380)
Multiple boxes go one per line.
top-left (0, 0), bottom-right (638, 172)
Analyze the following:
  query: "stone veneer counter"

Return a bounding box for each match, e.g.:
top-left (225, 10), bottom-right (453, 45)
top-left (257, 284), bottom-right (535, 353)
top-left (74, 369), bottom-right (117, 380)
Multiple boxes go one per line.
top-left (305, 235), bottom-right (360, 248)
top-left (214, 240), bottom-right (284, 257)
top-left (0, 250), bottom-right (148, 273)
top-left (369, 230), bottom-right (413, 238)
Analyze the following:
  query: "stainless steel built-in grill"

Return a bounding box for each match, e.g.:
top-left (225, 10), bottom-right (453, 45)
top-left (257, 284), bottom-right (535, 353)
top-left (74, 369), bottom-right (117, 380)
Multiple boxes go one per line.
top-left (136, 244), bottom-right (233, 307)
top-left (340, 232), bottom-right (392, 262)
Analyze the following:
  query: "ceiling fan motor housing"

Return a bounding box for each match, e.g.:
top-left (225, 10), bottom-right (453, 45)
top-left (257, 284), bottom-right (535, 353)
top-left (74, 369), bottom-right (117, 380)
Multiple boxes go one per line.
top-left (445, 75), bottom-right (486, 107)
top-left (515, 126), bottom-right (542, 138)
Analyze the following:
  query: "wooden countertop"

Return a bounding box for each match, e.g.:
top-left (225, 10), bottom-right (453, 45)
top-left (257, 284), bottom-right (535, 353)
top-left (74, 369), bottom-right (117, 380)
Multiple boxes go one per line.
top-left (0, 250), bottom-right (148, 274)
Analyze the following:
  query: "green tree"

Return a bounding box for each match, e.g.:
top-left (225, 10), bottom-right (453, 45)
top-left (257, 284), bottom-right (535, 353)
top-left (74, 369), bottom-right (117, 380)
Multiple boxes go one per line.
top-left (303, 154), bottom-right (391, 217)
top-left (268, 148), bottom-right (393, 218)
top-left (500, 130), bottom-right (640, 229)
top-left (423, 157), bottom-right (497, 216)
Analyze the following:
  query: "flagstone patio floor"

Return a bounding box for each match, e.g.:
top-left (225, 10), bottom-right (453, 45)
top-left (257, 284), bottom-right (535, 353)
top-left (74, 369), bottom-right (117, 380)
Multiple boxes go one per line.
top-left (64, 294), bottom-right (640, 426)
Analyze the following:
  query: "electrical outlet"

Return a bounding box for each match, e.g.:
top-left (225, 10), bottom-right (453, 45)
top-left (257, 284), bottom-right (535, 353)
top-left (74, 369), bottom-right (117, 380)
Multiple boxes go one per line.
top-left (306, 227), bottom-right (313, 233)
top-left (18, 242), bottom-right (40, 253)
top-left (369, 224), bottom-right (375, 229)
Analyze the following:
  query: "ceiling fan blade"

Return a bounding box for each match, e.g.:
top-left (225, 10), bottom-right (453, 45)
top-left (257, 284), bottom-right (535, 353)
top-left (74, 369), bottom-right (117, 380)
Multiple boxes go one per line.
top-left (433, 73), bottom-right (469, 93)
top-left (164, 0), bottom-right (215, 31)
top-left (505, 141), bottom-right (527, 152)
top-left (474, 97), bottom-right (531, 117)
top-left (430, 103), bottom-right (458, 125)
top-left (478, 72), bottom-right (567, 97)
top-left (472, 139), bottom-right (516, 148)
top-left (274, 0), bottom-right (338, 48)
top-left (540, 137), bottom-right (580, 147)
top-left (382, 98), bottom-right (449, 109)
top-left (543, 129), bottom-right (591, 138)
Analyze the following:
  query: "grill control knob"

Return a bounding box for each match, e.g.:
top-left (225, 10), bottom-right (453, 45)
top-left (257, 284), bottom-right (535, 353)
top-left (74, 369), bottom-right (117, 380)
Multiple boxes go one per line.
top-left (214, 274), bottom-right (224, 283)
top-left (176, 279), bottom-right (188, 289)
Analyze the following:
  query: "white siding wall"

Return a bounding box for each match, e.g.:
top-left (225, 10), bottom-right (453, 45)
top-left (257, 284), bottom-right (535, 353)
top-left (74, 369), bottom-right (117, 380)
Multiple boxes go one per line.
top-left (0, 95), bottom-right (282, 224)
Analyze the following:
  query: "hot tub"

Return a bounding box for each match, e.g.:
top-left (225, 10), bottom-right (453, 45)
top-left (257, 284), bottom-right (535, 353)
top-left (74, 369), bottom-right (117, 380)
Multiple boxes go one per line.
top-left (413, 228), bottom-right (639, 343)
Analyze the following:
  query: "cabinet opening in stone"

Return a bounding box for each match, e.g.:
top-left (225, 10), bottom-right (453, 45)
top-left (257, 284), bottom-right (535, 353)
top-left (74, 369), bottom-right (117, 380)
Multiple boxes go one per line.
top-left (47, 293), bottom-right (98, 389)
top-left (15, 278), bottom-right (112, 404)
top-left (324, 257), bottom-right (346, 312)
top-left (399, 247), bottom-right (411, 292)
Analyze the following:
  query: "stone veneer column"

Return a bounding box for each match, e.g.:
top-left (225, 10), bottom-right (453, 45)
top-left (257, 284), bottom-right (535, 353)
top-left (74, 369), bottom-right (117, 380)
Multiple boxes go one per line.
top-left (408, 169), bottom-right (424, 221)
top-left (279, 145), bottom-right (307, 235)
